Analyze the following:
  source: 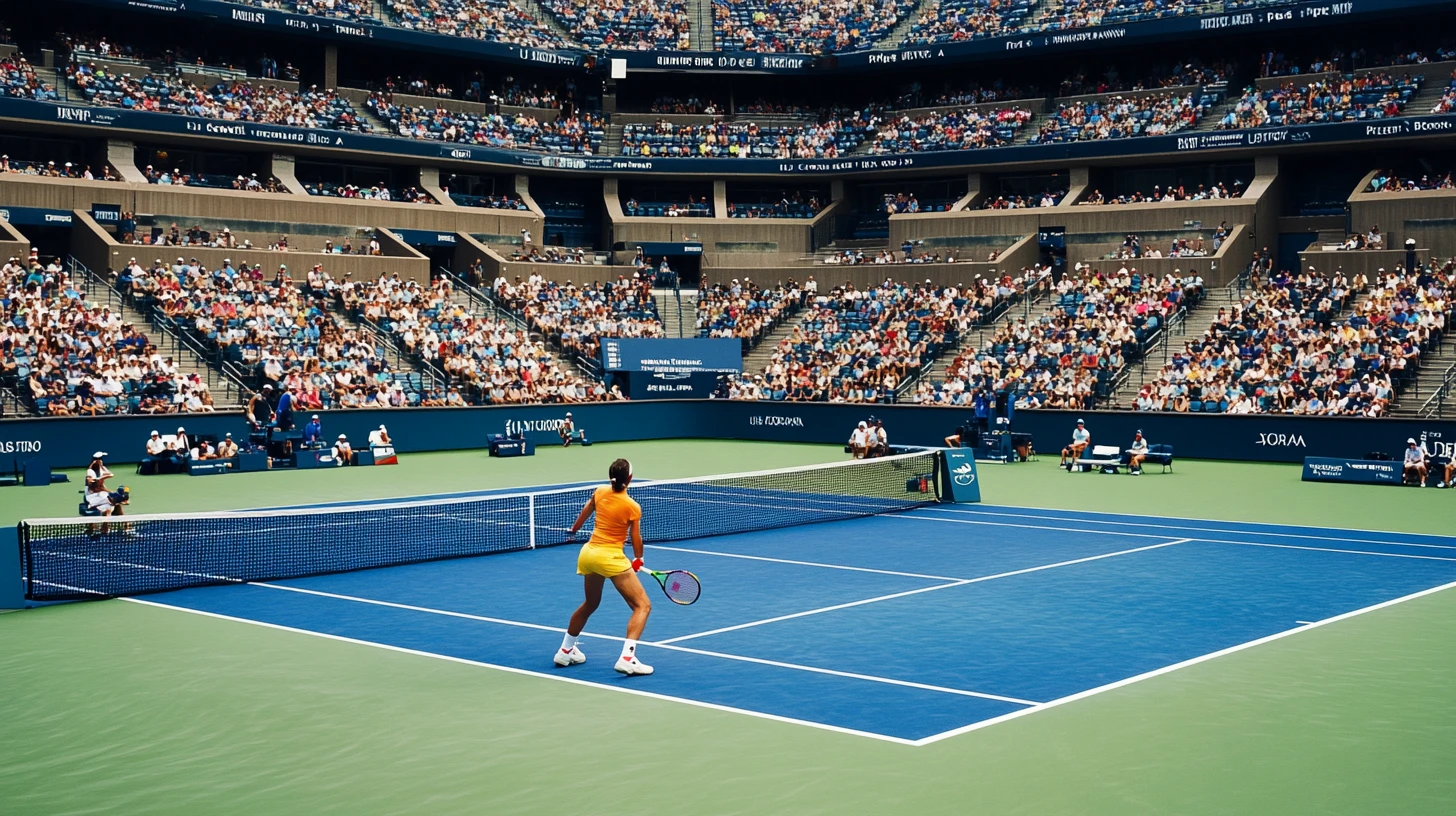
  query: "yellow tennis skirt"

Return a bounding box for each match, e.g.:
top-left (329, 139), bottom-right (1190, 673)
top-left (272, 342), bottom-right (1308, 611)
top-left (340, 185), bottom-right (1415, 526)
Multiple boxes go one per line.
top-left (577, 543), bottom-right (632, 577)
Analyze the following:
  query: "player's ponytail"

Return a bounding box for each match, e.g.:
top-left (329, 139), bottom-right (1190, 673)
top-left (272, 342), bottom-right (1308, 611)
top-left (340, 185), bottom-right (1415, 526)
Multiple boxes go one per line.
top-left (609, 458), bottom-right (632, 492)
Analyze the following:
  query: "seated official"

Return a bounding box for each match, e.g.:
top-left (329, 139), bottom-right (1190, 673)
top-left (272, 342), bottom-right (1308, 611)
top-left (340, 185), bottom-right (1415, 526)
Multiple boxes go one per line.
top-left (368, 424), bottom-right (391, 447)
top-left (217, 433), bottom-right (239, 458)
top-left (1440, 457), bottom-right (1455, 490)
top-left (849, 421), bottom-right (870, 459)
top-left (1403, 438), bottom-right (1428, 486)
top-left (86, 452), bottom-right (114, 491)
top-left (174, 427), bottom-right (192, 460)
top-left (303, 414), bottom-right (323, 448)
top-left (333, 434), bottom-right (353, 465)
top-left (1123, 430), bottom-right (1149, 475)
top-left (145, 430), bottom-right (165, 460)
top-left (1061, 419), bottom-right (1091, 468)
top-left (868, 418), bottom-right (889, 458)
top-left (84, 480), bottom-right (129, 536)
top-left (559, 412), bottom-right (577, 447)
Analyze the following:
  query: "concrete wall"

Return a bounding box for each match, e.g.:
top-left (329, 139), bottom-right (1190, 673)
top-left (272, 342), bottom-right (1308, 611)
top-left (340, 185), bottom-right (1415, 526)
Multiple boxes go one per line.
top-left (1348, 187), bottom-right (1456, 258)
top-left (0, 218), bottom-right (29, 262)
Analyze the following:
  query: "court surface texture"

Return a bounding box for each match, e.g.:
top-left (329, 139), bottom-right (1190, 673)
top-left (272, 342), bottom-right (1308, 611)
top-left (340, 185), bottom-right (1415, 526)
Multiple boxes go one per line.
top-left (4, 440), bottom-right (1455, 815)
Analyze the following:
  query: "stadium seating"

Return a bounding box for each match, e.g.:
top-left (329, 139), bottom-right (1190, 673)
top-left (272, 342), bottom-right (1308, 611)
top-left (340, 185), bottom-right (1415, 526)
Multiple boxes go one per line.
top-left (902, 0), bottom-right (1034, 46)
top-left (540, 0), bottom-right (690, 51)
top-left (920, 268), bottom-right (1203, 408)
top-left (713, 0), bottom-right (919, 54)
top-left (1, 53), bottom-right (60, 101)
top-left (386, 0), bottom-right (568, 49)
top-left (367, 93), bottom-right (604, 153)
top-left (1218, 72), bottom-right (1423, 129)
top-left (1, 257), bottom-right (215, 416)
top-left (1029, 92), bottom-right (1204, 143)
top-left (870, 107), bottom-right (1032, 153)
top-left (492, 275), bottom-right (663, 369)
top-left (696, 279), bottom-right (802, 351)
top-left (620, 118), bottom-right (874, 158)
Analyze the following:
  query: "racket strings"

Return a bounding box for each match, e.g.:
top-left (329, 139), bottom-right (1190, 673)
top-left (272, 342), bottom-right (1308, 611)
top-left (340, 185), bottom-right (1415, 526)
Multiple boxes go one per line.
top-left (657, 570), bottom-right (701, 605)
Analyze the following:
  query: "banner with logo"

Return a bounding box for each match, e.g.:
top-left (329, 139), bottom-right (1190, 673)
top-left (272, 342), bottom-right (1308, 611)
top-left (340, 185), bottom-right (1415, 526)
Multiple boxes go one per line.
top-left (1300, 457), bottom-right (1401, 484)
top-left (940, 449), bottom-right (981, 503)
top-left (623, 372), bottom-right (720, 400)
top-left (600, 338), bottom-right (741, 374)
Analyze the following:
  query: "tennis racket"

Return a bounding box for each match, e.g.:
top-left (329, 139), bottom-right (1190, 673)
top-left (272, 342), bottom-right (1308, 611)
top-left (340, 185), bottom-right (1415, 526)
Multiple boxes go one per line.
top-left (639, 567), bottom-right (701, 606)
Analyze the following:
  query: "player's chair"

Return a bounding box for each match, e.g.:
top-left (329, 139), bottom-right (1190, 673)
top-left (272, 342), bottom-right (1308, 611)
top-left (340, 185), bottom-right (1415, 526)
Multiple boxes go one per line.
top-left (1145, 444), bottom-right (1175, 473)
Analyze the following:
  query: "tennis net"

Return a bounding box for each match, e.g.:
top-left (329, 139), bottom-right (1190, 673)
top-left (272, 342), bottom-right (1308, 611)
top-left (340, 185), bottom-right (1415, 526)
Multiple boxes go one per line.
top-left (20, 450), bottom-right (941, 601)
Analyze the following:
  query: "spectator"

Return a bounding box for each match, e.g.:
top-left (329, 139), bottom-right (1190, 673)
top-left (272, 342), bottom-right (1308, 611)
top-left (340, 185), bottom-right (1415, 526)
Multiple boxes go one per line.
top-left (868, 417), bottom-right (889, 458)
top-left (368, 424), bottom-right (391, 446)
top-left (303, 414), bottom-right (323, 447)
top-left (333, 433), bottom-right (353, 465)
top-left (217, 433), bottom-right (239, 458)
top-left (1123, 430), bottom-right (1149, 475)
top-left (849, 420), bottom-right (870, 459)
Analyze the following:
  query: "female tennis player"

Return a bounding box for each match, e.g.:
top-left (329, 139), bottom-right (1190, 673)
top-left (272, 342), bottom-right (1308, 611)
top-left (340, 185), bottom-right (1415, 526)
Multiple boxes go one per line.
top-left (554, 458), bottom-right (654, 675)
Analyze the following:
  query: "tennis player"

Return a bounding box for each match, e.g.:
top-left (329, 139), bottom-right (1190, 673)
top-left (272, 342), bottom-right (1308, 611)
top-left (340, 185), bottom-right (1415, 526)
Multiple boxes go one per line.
top-left (555, 458), bottom-right (654, 675)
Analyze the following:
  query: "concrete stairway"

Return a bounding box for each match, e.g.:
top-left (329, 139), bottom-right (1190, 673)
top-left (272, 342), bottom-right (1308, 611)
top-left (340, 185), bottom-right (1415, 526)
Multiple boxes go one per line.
top-left (603, 122), bottom-right (625, 156)
top-left (1103, 283), bottom-right (1241, 407)
top-left (875, 0), bottom-right (930, 50)
top-left (655, 288), bottom-right (698, 338)
top-left (520, 0), bottom-right (580, 46)
top-left (687, 0), bottom-right (715, 50)
top-left (1389, 338), bottom-right (1456, 417)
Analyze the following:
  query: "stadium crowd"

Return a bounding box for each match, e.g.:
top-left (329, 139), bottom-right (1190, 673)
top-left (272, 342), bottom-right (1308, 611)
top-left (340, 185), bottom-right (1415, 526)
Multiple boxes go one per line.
top-left (1129, 263), bottom-right (1452, 415)
top-left (541, 0), bottom-right (690, 51)
top-left (714, 0), bottom-right (918, 54)
top-left (1, 52), bottom-right (60, 100)
top-left (902, 0), bottom-right (1034, 47)
top-left (2, 255), bottom-right (218, 416)
top-left (1366, 170), bottom-right (1456, 192)
top-left (620, 117), bottom-right (875, 158)
top-left (366, 92), bottom-right (604, 153)
top-left (492, 273), bottom-right (664, 364)
top-left (1078, 182), bottom-right (1243, 205)
top-left (1217, 72), bottom-right (1424, 128)
top-left (1029, 91), bottom-right (1205, 143)
top-left (0, 155), bottom-right (116, 181)
top-left (386, 0), bottom-right (568, 50)
top-left (914, 266), bottom-right (1201, 409)
top-left (869, 106), bottom-right (1033, 153)
top-left (696, 278), bottom-right (802, 349)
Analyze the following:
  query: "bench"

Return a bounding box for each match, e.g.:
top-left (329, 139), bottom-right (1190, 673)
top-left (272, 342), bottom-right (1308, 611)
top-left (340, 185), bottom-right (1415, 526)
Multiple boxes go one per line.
top-left (1072, 445), bottom-right (1123, 474)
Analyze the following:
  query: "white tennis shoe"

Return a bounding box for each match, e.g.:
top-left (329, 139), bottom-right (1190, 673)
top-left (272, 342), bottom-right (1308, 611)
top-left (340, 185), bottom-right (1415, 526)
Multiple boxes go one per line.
top-left (553, 646), bottom-right (585, 667)
top-left (614, 655), bottom-right (654, 676)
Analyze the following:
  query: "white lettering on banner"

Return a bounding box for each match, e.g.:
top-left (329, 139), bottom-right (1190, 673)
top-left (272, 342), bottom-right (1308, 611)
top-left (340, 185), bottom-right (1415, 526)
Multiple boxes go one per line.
top-left (1308, 463), bottom-right (1343, 476)
top-left (332, 23), bottom-right (367, 37)
top-left (505, 419), bottom-right (565, 435)
top-left (55, 106), bottom-right (93, 123)
top-left (231, 9), bottom-right (267, 23)
top-left (748, 416), bottom-right (805, 427)
top-left (44, 214), bottom-right (72, 224)
top-left (1248, 129), bottom-right (1290, 145)
top-left (646, 384), bottom-right (694, 392)
top-left (285, 18), bottom-right (320, 31)
top-left (1366, 123), bottom-right (1402, 136)
top-left (1420, 431), bottom-right (1453, 459)
top-left (1200, 13), bottom-right (1253, 29)
top-left (1256, 433), bottom-right (1306, 448)
top-left (1049, 26), bottom-right (1126, 44)
top-left (436, 234), bottom-right (456, 243)
top-left (0, 440), bottom-right (43, 454)
top-left (1413, 120), bottom-right (1454, 133)
top-left (449, 149), bottom-right (471, 159)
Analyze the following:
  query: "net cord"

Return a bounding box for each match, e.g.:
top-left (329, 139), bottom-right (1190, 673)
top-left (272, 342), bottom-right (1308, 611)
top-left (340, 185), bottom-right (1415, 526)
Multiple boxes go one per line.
top-left (17, 450), bottom-right (941, 529)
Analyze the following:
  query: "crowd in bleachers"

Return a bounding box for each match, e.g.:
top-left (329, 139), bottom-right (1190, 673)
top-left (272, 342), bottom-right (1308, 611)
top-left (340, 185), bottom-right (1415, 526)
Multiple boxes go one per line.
top-left (541, 0), bottom-right (690, 51)
top-left (1258, 46), bottom-right (1456, 79)
top-left (1058, 60), bottom-right (1233, 96)
top-left (916, 266), bottom-right (1200, 409)
top-left (0, 155), bottom-right (116, 181)
top-left (367, 92), bottom-right (603, 153)
top-left (113, 257), bottom-right (414, 409)
top-left (1431, 69), bottom-right (1456, 113)
top-left (980, 189), bottom-right (1066, 209)
top-left (714, 0), bottom-right (918, 54)
top-left (303, 180), bottom-right (437, 203)
top-left (386, 0), bottom-right (567, 50)
top-left (448, 191), bottom-right (531, 209)
top-left (724, 278), bottom-right (1012, 402)
top-left (143, 166), bottom-right (285, 193)
top-left (1079, 182), bottom-right (1243, 205)
top-left (624, 196), bottom-right (712, 217)
top-left (902, 0), bottom-right (1035, 47)
top-left (259, 0), bottom-right (376, 21)
top-left (1218, 71), bottom-right (1423, 129)
top-left (334, 273), bottom-right (614, 404)
top-left (492, 273), bottom-right (663, 364)
top-left (697, 278), bottom-right (802, 350)
top-left (68, 64), bottom-right (373, 131)
top-left (1031, 0), bottom-right (1200, 32)
top-left (869, 106), bottom-right (1032, 153)
top-left (508, 246), bottom-right (593, 263)
top-left (650, 97), bottom-right (722, 114)
top-left (1030, 91), bottom-right (1204, 143)
top-left (727, 193), bottom-right (824, 218)
top-left (1, 256), bottom-right (219, 416)
top-left (1132, 264), bottom-right (1450, 416)
top-left (895, 81), bottom-right (1036, 108)
top-left (621, 116), bottom-right (876, 158)
top-left (1, 53), bottom-right (59, 101)
top-left (1367, 170), bottom-right (1455, 192)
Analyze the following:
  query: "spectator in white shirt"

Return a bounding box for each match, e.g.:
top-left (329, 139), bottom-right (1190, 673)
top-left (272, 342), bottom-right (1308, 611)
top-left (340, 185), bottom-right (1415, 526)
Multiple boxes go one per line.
top-left (368, 424), bottom-right (391, 447)
top-left (848, 421), bottom-right (870, 459)
top-left (217, 433), bottom-right (239, 458)
top-left (1124, 430), bottom-right (1150, 475)
top-left (1404, 438), bottom-right (1428, 486)
top-left (333, 433), bottom-right (353, 465)
top-left (145, 431), bottom-right (165, 459)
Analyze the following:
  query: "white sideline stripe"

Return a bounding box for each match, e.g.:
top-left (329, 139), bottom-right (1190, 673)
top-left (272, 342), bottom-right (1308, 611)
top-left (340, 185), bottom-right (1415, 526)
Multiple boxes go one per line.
top-left (910, 576), bottom-right (1456, 746)
top-left (119, 597), bottom-right (918, 747)
top-left (247, 582), bottom-right (1037, 706)
top-left (1296, 620), bottom-right (1316, 625)
top-left (646, 544), bottom-right (966, 581)
top-left (655, 539), bottom-right (1190, 645)
top-left (929, 507), bottom-right (1456, 552)
top-left (893, 514), bottom-right (1456, 563)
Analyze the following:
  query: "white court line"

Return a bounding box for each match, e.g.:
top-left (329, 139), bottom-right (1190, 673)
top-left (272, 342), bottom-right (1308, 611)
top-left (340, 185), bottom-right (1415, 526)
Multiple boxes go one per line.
top-left (248, 581), bottom-right (1036, 706)
top-left (892, 514), bottom-right (1456, 563)
top-left (910, 576), bottom-right (1456, 746)
top-left (656, 539), bottom-right (1189, 645)
top-left (928, 506), bottom-right (1456, 552)
top-left (646, 544), bottom-right (966, 582)
top-left (118, 597), bottom-right (918, 747)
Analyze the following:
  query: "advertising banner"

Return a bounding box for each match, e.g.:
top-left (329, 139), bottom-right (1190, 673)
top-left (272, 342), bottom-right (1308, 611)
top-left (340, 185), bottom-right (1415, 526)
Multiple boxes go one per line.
top-left (1300, 457), bottom-right (1402, 484)
top-left (600, 338), bottom-right (742, 374)
top-left (940, 448), bottom-right (981, 503)
top-left (623, 372), bottom-right (721, 400)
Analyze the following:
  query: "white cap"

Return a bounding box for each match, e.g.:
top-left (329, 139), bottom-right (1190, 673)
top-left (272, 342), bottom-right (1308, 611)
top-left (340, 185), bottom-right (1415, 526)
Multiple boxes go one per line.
top-left (312, 414), bottom-right (319, 419)
top-left (379, 424), bottom-right (387, 430)
top-left (150, 430), bottom-right (159, 436)
top-left (338, 434), bottom-right (347, 439)
top-left (177, 426), bottom-right (186, 432)
top-left (858, 421), bottom-right (867, 427)
top-left (93, 451), bottom-right (107, 458)
top-left (1408, 438), bottom-right (1417, 444)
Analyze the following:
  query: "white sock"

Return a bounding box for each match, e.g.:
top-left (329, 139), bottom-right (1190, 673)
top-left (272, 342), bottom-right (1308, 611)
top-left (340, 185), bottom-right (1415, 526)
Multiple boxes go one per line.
top-left (620, 639), bottom-right (638, 660)
top-left (560, 633), bottom-right (578, 652)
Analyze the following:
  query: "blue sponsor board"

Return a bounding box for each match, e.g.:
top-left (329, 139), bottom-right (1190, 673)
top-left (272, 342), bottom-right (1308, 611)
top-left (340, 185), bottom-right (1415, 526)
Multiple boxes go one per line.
top-left (600, 338), bottom-right (741, 374)
top-left (1301, 457), bottom-right (1402, 484)
top-left (391, 229), bottom-right (459, 247)
top-left (0, 206), bottom-right (74, 227)
top-left (624, 372), bottom-right (720, 400)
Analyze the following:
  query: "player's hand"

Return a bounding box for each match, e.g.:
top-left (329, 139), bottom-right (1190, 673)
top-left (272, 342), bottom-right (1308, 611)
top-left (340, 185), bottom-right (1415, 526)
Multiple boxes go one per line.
top-left (564, 530), bottom-right (577, 541)
top-left (631, 557), bottom-right (644, 572)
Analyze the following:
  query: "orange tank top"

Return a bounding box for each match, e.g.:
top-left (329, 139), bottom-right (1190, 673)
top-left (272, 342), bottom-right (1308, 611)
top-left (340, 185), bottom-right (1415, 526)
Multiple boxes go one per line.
top-left (586, 485), bottom-right (641, 548)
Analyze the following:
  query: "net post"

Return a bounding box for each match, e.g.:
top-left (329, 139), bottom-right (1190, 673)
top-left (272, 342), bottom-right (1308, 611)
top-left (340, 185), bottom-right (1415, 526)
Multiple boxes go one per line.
top-left (528, 495), bottom-right (537, 549)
